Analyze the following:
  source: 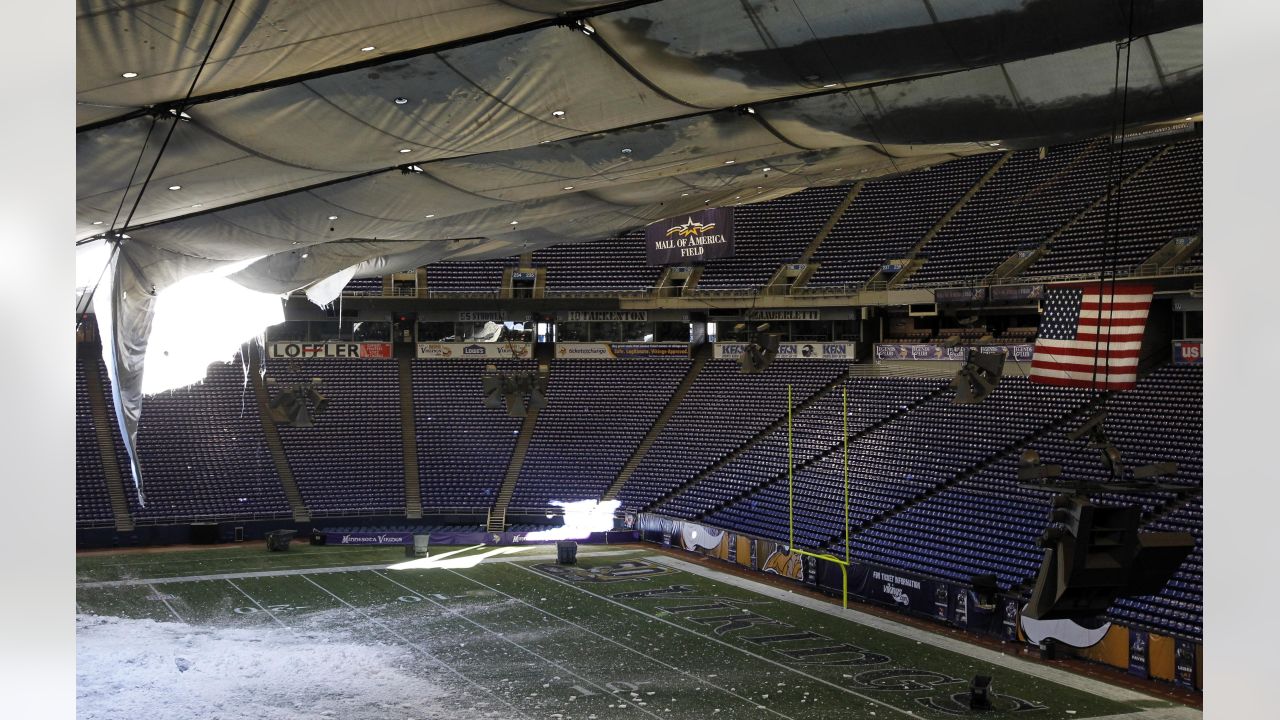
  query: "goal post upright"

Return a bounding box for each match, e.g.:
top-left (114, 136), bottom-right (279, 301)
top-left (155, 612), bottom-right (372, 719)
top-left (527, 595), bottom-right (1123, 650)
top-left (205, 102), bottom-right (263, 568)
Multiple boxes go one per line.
top-left (786, 382), bottom-right (851, 609)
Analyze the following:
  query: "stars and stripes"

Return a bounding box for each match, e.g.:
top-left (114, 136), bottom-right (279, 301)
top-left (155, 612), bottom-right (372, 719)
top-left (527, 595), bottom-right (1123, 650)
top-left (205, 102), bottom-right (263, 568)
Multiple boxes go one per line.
top-left (1029, 281), bottom-right (1153, 389)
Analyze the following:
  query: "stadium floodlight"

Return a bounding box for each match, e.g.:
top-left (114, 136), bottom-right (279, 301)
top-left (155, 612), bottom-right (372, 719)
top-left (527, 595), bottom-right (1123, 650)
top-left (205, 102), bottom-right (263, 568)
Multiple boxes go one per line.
top-left (265, 377), bottom-right (329, 427)
top-left (1065, 410), bottom-right (1107, 442)
top-left (951, 348), bottom-right (1005, 404)
top-left (1025, 493), bottom-right (1194, 620)
top-left (738, 324), bottom-right (781, 374)
top-left (1018, 448), bottom-right (1062, 481)
top-left (969, 675), bottom-right (993, 711)
top-left (1133, 461), bottom-right (1179, 480)
top-left (480, 366), bottom-right (547, 417)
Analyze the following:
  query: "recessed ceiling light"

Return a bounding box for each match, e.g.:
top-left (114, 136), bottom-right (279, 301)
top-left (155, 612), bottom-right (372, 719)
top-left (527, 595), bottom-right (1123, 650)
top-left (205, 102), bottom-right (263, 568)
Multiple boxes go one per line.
top-left (762, 167), bottom-right (772, 172)
top-left (292, 241), bottom-right (299, 245)
top-left (621, 148), bottom-right (632, 154)
top-left (822, 83), bottom-right (838, 88)
top-left (510, 220), bottom-right (519, 225)
top-left (681, 193), bottom-right (689, 197)
top-left (328, 215), bottom-right (338, 221)
top-left (360, 46), bottom-right (376, 52)
top-left (423, 214), bottom-right (435, 218)
top-left (735, 196), bottom-right (741, 199)
top-left (190, 203), bottom-right (202, 208)
top-left (122, 72), bottom-right (138, 78)
top-left (301, 253), bottom-right (309, 259)
top-left (168, 185), bottom-right (182, 190)
top-left (394, 97), bottom-right (408, 105)
top-left (724, 160), bottom-right (735, 165)
top-left (563, 186), bottom-right (574, 190)
top-left (551, 110), bottom-right (565, 117)
top-left (399, 148), bottom-right (412, 154)
top-left (91, 220), bottom-right (103, 225)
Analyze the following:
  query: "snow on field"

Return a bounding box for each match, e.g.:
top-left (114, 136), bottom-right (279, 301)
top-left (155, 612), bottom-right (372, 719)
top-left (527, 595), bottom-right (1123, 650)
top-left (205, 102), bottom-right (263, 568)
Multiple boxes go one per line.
top-left (76, 614), bottom-right (485, 720)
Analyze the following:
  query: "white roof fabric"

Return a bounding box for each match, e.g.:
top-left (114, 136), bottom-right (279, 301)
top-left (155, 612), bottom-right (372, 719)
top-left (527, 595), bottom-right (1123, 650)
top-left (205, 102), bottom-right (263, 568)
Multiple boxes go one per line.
top-left (76, 0), bottom-right (1202, 501)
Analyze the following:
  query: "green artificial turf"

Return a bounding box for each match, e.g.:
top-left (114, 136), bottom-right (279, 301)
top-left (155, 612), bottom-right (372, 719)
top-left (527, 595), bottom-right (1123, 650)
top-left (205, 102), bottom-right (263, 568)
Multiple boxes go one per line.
top-left (77, 545), bottom-right (1184, 719)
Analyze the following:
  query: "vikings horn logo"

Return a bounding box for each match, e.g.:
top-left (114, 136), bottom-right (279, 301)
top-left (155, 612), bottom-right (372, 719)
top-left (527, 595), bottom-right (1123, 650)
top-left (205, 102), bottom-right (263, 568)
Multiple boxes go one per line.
top-left (1019, 607), bottom-right (1112, 648)
top-left (761, 548), bottom-right (803, 580)
top-left (665, 217), bottom-right (717, 238)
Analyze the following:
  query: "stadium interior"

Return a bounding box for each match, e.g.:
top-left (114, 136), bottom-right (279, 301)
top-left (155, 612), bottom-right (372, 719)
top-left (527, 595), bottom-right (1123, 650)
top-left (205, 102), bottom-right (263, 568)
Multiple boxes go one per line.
top-left (73, 1), bottom-right (1207, 716)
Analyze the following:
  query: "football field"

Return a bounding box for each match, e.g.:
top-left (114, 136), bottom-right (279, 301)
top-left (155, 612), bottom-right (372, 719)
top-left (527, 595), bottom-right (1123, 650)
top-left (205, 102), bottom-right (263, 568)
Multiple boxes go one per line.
top-left (76, 544), bottom-right (1199, 720)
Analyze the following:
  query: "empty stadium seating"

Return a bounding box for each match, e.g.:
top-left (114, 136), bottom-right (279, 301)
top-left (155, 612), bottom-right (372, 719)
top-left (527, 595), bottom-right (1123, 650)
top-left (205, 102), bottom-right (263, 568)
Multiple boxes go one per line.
top-left (412, 359), bottom-right (533, 509)
top-left (695, 186), bottom-right (851, 290)
top-left (268, 357), bottom-right (405, 516)
top-left (130, 359), bottom-right (292, 522)
top-left (511, 358), bottom-right (690, 508)
top-left (906, 140), bottom-right (1161, 286)
top-left (75, 358), bottom-right (118, 526)
top-left (617, 359), bottom-right (849, 510)
top-left (425, 258), bottom-right (517, 295)
top-left (807, 155), bottom-right (998, 287)
top-left (535, 231), bottom-right (662, 294)
top-left (1022, 137), bottom-right (1203, 279)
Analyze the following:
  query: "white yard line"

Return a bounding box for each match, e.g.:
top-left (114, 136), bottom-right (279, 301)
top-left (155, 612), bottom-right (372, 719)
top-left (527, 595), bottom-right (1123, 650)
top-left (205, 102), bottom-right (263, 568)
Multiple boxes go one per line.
top-left (373, 570), bottom-right (673, 720)
top-left (300, 573), bottom-right (537, 720)
top-left (434, 567), bottom-right (802, 720)
top-left (511, 560), bottom-right (921, 719)
top-left (225, 579), bottom-right (289, 630)
top-left (77, 547), bottom-right (639, 588)
top-left (648, 555), bottom-right (1200, 716)
top-left (147, 582), bottom-right (184, 623)
top-left (81, 563), bottom-right (395, 588)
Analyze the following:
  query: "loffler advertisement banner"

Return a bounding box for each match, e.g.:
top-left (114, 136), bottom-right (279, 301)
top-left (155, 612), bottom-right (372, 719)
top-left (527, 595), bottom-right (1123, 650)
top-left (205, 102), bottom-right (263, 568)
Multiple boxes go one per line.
top-left (269, 341), bottom-right (392, 359)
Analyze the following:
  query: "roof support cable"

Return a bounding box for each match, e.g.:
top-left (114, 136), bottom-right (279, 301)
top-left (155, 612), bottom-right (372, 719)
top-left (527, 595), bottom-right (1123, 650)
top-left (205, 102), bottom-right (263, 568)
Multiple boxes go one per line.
top-left (1092, 0), bottom-right (1139, 393)
top-left (117, 0), bottom-right (239, 234)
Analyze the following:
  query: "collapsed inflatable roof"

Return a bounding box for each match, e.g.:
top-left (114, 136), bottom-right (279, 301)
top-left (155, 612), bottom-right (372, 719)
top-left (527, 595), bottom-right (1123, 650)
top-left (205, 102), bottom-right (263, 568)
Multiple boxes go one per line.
top-left (76, 0), bottom-right (1202, 499)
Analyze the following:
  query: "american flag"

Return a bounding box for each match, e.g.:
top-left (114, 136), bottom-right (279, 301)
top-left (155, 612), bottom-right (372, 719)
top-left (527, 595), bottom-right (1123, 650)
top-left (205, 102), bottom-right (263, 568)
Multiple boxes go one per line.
top-left (1029, 281), bottom-right (1153, 390)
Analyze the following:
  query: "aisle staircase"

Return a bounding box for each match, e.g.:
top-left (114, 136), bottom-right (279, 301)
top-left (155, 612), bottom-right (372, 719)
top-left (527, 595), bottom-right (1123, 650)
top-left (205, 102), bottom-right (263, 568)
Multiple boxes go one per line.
top-left (602, 346), bottom-right (710, 502)
top-left (249, 352), bottom-right (310, 523)
top-left (487, 400), bottom-right (542, 531)
top-left (398, 358), bottom-right (423, 519)
top-left (83, 361), bottom-right (134, 532)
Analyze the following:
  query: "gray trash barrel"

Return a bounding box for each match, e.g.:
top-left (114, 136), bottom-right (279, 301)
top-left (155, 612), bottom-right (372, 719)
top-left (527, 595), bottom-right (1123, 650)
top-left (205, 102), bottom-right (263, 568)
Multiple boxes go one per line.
top-left (556, 540), bottom-right (578, 565)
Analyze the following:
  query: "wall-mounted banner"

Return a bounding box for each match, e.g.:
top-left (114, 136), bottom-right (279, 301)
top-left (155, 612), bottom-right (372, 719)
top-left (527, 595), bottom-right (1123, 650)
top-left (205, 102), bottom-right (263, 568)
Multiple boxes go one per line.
top-left (873, 343), bottom-right (1034, 362)
top-left (415, 342), bottom-right (531, 359)
top-left (991, 284), bottom-right (1045, 302)
top-left (645, 207), bottom-right (735, 265)
top-left (269, 342), bottom-right (392, 359)
top-left (558, 310), bottom-right (649, 323)
top-left (457, 310), bottom-right (507, 323)
top-left (1174, 637), bottom-right (1198, 689)
top-left (324, 531), bottom-right (415, 545)
top-left (935, 287), bottom-right (987, 303)
top-left (714, 342), bottom-right (856, 360)
top-left (746, 309), bottom-right (822, 322)
top-left (555, 342), bottom-right (689, 359)
top-left (1003, 599), bottom-right (1020, 641)
top-left (1128, 629), bottom-right (1150, 678)
top-left (1172, 340), bottom-right (1202, 365)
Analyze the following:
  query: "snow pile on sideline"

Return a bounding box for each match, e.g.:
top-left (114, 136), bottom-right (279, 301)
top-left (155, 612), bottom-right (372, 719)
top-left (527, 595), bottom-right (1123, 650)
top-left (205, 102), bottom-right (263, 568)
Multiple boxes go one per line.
top-left (77, 614), bottom-right (463, 720)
